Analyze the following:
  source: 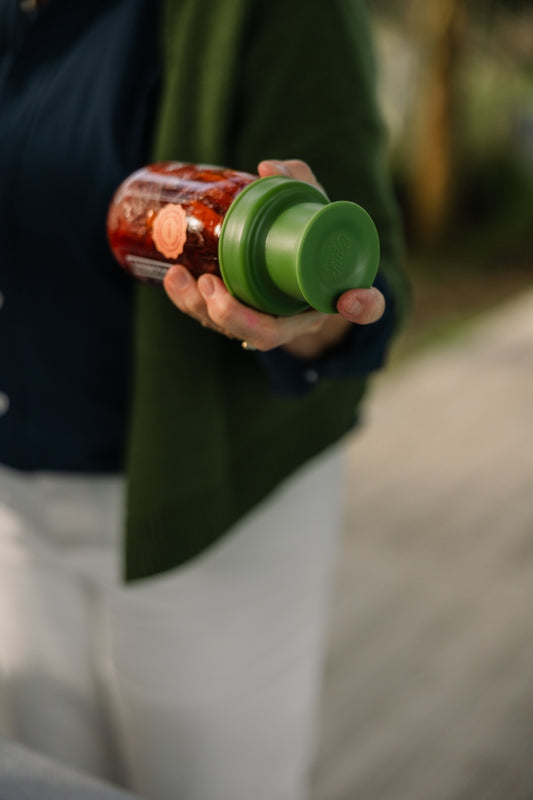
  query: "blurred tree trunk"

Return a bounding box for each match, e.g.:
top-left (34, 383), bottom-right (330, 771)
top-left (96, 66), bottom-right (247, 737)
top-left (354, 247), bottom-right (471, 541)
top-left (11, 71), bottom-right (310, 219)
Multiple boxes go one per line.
top-left (407, 0), bottom-right (465, 245)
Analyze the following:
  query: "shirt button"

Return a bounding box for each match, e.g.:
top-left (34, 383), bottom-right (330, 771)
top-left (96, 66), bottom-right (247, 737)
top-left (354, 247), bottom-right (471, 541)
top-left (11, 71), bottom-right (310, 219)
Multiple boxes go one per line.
top-left (304, 368), bottom-right (319, 384)
top-left (0, 393), bottom-right (10, 416)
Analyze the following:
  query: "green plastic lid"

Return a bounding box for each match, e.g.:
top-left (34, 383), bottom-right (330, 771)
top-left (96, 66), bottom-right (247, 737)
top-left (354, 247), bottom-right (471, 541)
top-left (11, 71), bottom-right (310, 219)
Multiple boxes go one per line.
top-left (219, 175), bottom-right (380, 315)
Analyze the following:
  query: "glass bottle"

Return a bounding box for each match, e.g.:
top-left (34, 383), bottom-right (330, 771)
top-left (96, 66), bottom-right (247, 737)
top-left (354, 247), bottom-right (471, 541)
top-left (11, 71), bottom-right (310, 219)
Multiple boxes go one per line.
top-left (107, 162), bottom-right (380, 315)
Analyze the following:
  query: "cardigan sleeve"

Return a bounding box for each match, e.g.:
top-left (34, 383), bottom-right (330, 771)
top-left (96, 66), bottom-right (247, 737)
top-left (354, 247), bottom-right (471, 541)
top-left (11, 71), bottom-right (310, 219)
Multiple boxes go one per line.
top-left (257, 273), bottom-right (397, 396)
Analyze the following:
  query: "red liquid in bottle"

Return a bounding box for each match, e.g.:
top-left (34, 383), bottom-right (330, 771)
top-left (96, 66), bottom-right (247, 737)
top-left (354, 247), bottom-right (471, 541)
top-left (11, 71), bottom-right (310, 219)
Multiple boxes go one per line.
top-left (107, 163), bottom-right (255, 284)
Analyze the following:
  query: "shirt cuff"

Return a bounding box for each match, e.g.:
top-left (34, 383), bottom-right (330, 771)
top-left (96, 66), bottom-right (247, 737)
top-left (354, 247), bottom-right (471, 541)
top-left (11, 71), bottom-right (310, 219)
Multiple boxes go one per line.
top-left (257, 272), bottom-right (396, 397)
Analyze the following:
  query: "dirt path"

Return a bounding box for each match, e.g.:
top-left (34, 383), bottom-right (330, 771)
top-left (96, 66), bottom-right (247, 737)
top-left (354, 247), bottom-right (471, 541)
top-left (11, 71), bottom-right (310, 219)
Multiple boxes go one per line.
top-left (313, 288), bottom-right (533, 800)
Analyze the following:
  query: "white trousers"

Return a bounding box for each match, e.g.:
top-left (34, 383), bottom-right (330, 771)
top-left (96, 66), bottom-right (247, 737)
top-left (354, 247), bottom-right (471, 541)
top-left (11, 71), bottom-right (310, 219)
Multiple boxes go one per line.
top-left (0, 449), bottom-right (342, 800)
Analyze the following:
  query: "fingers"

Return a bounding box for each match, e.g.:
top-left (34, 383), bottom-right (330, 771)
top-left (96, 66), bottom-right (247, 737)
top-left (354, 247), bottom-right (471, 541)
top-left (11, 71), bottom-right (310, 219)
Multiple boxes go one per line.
top-left (165, 263), bottom-right (386, 349)
top-left (164, 265), bottom-right (223, 334)
top-left (257, 159), bottom-right (325, 193)
top-left (164, 264), bottom-right (327, 350)
top-left (196, 274), bottom-right (327, 351)
top-left (336, 287), bottom-right (386, 325)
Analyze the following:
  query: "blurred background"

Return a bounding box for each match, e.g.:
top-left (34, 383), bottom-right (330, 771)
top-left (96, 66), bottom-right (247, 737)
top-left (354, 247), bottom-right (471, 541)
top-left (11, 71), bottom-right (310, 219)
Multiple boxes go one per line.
top-left (374, 0), bottom-right (532, 357)
top-left (310, 3), bottom-right (533, 799)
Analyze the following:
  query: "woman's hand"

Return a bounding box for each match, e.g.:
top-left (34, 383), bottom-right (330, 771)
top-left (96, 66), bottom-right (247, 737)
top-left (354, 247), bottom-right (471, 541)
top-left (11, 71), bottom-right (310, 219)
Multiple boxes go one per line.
top-left (163, 159), bottom-right (385, 359)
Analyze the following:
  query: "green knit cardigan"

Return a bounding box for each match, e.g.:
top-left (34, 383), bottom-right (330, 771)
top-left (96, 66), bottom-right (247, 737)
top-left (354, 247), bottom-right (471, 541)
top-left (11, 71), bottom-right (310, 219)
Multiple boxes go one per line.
top-left (124, 0), bottom-right (410, 580)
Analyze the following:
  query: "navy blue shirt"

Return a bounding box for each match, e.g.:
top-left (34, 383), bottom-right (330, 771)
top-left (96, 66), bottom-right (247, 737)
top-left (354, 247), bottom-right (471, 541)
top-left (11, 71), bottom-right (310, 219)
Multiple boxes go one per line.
top-left (0, 0), bottom-right (159, 471)
top-left (0, 0), bottom-right (395, 472)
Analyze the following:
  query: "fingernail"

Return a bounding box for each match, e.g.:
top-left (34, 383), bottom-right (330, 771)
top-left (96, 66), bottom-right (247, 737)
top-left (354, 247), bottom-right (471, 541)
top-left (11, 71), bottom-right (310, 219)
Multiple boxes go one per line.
top-left (168, 265), bottom-right (189, 289)
top-left (199, 275), bottom-right (215, 298)
top-left (271, 161), bottom-right (290, 175)
top-left (260, 159), bottom-right (290, 176)
top-left (343, 297), bottom-right (362, 316)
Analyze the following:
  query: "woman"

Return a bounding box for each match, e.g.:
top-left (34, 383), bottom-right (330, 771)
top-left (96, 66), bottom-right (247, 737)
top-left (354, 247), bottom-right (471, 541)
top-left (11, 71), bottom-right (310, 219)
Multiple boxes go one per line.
top-left (0, 0), bottom-right (409, 798)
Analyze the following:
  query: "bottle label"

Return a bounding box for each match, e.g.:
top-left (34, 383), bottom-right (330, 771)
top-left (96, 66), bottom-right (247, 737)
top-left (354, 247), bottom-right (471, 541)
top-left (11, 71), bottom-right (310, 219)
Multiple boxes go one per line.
top-left (125, 255), bottom-right (169, 281)
top-left (152, 203), bottom-right (187, 259)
